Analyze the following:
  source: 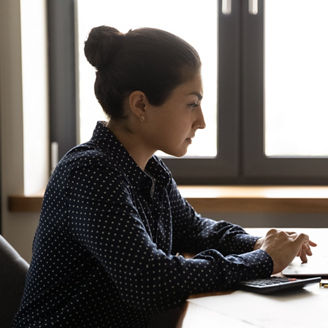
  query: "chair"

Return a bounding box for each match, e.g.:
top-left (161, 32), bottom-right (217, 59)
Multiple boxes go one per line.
top-left (0, 235), bottom-right (29, 328)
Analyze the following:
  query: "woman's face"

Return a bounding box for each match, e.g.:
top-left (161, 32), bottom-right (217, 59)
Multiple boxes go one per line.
top-left (142, 72), bottom-right (206, 157)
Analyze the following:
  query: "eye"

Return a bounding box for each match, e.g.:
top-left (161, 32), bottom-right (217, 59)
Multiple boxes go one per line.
top-left (188, 102), bottom-right (200, 109)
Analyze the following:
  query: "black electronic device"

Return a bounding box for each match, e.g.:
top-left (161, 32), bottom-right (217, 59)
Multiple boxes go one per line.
top-left (239, 276), bottom-right (321, 294)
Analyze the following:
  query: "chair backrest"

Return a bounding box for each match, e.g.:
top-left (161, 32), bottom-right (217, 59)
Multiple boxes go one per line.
top-left (0, 235), bottom-right (29, 328)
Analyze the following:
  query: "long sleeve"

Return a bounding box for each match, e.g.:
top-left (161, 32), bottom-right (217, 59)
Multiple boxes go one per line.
top-left (14, 123), bottom-right (274, 328)
top-left (67, 164), bottom-right (273, 314)
top-left (169, 178), bottom-right (260, 256)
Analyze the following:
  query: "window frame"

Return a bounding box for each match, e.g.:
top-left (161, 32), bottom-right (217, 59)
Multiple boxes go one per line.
top-left (162, 0), bottom-right (241, 184)
top-left (242, 0), bottom-right (328, 184)
top-left (47, 0), bottom-right (328, 185)
top-left (48, 0), bottom-right (78, 160)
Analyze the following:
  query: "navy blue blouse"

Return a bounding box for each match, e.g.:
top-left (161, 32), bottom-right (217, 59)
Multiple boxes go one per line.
top-left (14, 122), bottom-right (272, 327)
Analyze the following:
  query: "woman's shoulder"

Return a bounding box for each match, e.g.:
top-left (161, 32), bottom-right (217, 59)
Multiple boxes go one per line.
top-left (59, 142), bottom-right (112, 167)
top-left (51, 142), bottom-right (125, 184)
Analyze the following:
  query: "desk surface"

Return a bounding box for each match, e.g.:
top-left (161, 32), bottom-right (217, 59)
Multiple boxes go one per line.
top-left (177, 228), bottom-right (328, 328)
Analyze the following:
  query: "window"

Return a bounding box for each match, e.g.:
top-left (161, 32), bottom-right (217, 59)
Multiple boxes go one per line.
top-left (265, 0), bottom-right (328, 157)
top-left (21, 0), bottom-right (49, 194)
top-left (77, 0), bottom-right (217, 159)
top-left (243, 0), bottom-right (328, 182)
top-left (48, 0), bottom-right (328, 185)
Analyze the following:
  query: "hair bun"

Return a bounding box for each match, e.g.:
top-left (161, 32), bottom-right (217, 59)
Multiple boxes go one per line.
top-left (84, 26), bottom-right (124, 69)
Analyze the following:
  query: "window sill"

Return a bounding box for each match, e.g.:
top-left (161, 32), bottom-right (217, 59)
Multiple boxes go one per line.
top-left (8, 186), bottom-right (328, 213)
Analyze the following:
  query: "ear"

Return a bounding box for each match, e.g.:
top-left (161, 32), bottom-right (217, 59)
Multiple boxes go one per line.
top-left (128, 90), bottom-right (149, 121)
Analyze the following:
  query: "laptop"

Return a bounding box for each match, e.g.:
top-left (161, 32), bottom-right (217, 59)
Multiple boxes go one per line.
top-left (282, 248), bottom-right (328, 278)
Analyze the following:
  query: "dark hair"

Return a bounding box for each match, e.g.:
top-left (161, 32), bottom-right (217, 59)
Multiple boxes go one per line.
top-left (84, 26), bottom-right (201, 119)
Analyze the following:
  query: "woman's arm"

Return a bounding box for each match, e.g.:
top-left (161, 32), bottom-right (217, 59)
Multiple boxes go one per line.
top-left (169, 179), bottom-right (260, 255)
top-left (67, 165), bottom-right (272, 314)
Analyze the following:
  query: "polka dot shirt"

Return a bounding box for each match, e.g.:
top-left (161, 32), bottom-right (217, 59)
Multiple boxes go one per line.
top-left (14, 121), bottom-right (273, 327)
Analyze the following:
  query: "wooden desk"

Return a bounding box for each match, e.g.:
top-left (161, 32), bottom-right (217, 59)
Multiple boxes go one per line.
top-left (175, 228), bottom-right (328, 328)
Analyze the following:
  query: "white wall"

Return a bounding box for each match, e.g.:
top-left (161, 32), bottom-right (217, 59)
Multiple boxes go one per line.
top-left (0, 0), bottom-right (48, 262)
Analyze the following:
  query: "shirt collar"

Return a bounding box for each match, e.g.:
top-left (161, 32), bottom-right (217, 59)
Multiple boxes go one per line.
top-left (90, 121), bottom-right (171, 193)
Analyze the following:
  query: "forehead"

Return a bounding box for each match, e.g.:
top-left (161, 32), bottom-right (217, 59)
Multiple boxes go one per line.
top-left (173, 73), bottom-right (203, 97)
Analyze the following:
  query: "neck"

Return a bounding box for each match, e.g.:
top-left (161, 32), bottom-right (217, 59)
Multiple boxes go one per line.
top-left (107, 120), bottom-right (154, 171)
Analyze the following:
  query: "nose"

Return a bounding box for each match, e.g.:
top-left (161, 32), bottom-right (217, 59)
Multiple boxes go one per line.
top-left (194, 107), bottom-right (206, 130)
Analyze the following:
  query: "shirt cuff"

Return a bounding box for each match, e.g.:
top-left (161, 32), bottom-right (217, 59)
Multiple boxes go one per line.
top-left (224, 249), bottom-right (274, 287)
top-left (232, 233), bottom-right (261, 253)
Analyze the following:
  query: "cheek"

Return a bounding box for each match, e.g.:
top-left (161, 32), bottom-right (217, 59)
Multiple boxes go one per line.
top-left (172, 116), bottom-right (192, 136)
top-left (149, 108), bottom-right (191, 143)
top-left (151, 122), bottom-right (181, 147)
top-left (166, 124), bottom-right (190, 148)
top-left (145, 121), bottom-right (170, 146)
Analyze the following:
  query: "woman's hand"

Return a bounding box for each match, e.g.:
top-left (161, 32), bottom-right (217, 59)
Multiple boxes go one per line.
top-left (296, 237), bottom-right (317, 263)
top-left (253, 236), bottom-right (264, 250)
top-left (254, 229), bottom-right (317, 274)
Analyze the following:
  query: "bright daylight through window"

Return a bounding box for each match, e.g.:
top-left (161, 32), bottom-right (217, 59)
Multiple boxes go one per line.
top-left (77, 0), bottom-right (218, 157)
top-left (265, 0), bottom-right (328, 157)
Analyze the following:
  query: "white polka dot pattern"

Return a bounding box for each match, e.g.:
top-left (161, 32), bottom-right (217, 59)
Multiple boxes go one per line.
top-left (14, 122), bottom-right (273, 327)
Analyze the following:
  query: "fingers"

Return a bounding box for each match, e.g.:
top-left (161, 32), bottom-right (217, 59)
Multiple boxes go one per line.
top-left (293, 233), bottom-right (308, 260)
top-left (302, 242), bottom-right (312, 255)
top-left (297, 245), bottom-right (310, 262)
top-left (296, 238), bottom-right (316, 262)
top-left (285, 232), bottom-right (317, 246)
top-left (295, 235), bottom-right (317, 263)
top-left (299, 240), bottom-right (318, 262)
top-left (261, 229), bottom-right (317, 273)
top-left (309, 240), bottom-right (317, 247)
top-left (266, 228), bottom-right (278, 236)
top-left (300, 248), bottom-right (308, 263)
top-left (269, 230), bottom-right (317, 252)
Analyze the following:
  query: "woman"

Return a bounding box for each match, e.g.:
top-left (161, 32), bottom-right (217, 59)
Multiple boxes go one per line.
top-left (14, 26), bottom-right (315, 327)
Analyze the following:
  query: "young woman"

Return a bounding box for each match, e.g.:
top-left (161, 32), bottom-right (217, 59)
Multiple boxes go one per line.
top-left (14, 26), bottom-right (315, 327)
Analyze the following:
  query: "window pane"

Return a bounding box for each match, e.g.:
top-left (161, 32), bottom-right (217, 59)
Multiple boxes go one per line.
top-left (265, 0), bottom-right (328, 157)
top-left (77, 0), bottom-right (217, 157)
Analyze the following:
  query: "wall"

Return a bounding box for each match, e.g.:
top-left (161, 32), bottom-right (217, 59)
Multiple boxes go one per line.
top-left (0, 0), bottom-right (48, 262)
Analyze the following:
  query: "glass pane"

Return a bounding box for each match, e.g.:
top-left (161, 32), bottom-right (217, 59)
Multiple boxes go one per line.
top-left (265, 0), bottom-right (328, 157)
top-left (77, 0), bottom-right (217, 157)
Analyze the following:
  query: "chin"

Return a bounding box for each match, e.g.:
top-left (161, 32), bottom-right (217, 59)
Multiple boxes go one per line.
top-left (165, 147), bottom-right (188, 158)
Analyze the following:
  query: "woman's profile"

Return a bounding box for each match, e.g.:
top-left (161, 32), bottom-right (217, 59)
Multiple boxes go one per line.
top-left (14, 26), bottom-right (315, 327)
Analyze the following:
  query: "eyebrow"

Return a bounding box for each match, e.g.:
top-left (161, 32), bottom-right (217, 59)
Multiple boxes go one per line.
top-left (187, 92), bottom-right (203, 101)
